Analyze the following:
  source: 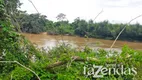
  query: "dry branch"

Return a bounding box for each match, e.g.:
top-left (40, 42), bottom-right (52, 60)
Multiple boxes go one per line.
top-left (46, 56), bottom-right (85, 69)
top-left (0, 61), bottom-right (40, 80)
top-left (110, 14), bottom-right (142, 49)
top-left (46, 54), bottom-right (132, 69)
top-left (94, 9), bottom-right (103, 21)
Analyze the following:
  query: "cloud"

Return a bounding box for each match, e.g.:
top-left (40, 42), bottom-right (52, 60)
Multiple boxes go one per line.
top-left (20, 0), bottom-right (142, 24)
top-left (96, 0), bottom-right (142, 8)
top-left (128, 0), bottom-right (142, 7)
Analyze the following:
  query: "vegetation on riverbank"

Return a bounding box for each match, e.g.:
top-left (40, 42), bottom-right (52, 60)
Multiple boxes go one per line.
top-left (0, 0), bottom-right (142, 80)
top-left (15, 11), bottom-right (142, 42)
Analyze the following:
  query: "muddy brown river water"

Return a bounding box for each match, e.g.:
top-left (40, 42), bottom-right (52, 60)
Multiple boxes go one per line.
top-left (22, 33), bottom-right (142, 51)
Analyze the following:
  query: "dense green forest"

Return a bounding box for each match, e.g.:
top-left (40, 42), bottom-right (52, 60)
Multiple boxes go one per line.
top-left (0, 0), bottom-right (142, 80)
top-left (15, 11), bottom-right (142, 41)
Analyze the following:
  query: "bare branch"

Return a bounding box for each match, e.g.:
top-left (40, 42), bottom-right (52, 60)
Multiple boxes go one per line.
top-left (85, 9), bottom-right (103, 46)
top-left (94, 9), bottom-right (103, 22)
top-left (0, 61), bottom-right (40, 80)
top-left (110, 14), bottom-right (142, 49)
top-left (28, 0), bottom-right (40, 14)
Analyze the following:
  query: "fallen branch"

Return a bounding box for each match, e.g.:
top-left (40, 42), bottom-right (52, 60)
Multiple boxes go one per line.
top-left (46, 56), bottom-right (85, 69)
top-left (46, 56), bottom-right (108, 69)
top-left (46, 54), bottom-right (133, 69)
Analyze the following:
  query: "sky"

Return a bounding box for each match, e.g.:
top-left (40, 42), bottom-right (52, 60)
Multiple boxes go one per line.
top-left (20, 0), bottom-right (142, 24)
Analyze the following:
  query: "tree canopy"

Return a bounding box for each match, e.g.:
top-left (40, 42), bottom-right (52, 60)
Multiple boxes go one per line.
top-left (13, 11), bottom-right (142, 41)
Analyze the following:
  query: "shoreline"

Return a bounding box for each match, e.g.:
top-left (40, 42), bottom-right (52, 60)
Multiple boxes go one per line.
top-left (26, 32), bottom-right (142, 43)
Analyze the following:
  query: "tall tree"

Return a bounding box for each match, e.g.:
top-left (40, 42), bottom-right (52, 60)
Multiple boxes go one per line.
top-left (56, 13), bottom-right (66, 21)
top-left (4, 0), bottom-right (22, 32)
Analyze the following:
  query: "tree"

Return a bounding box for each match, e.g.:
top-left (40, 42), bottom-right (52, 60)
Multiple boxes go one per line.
top-left (4, 0), bottom-right (22, 32)
top-left (56, 13), bottom-right (66, 21)
top-left (17, 13), bottom-right (47, 33)
top-left (74, 19), bottom-right (88, 36)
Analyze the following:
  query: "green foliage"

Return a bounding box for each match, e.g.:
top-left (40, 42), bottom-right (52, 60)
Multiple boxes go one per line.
top-left (41, 45), bottom-right (142, 80)
top-left (17, 12), bottom-right (142, 41)
top-left (0, 21), bottom-right (44, 79)
top-left (18, 13), bottom-right (47, 33)
top-left (0, 1), bottom-right (44, 79)
top-left (11, 67), bottom-right (33, 80)
top-left (3, 0), bottom-right (22, 32)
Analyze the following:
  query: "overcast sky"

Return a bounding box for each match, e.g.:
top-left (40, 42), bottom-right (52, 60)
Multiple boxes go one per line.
top-left (20, 0), bottom-right (142, 24)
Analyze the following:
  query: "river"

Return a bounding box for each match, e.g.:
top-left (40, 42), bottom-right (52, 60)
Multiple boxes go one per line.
top-left (22, 33), bottom-right (142, 51)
